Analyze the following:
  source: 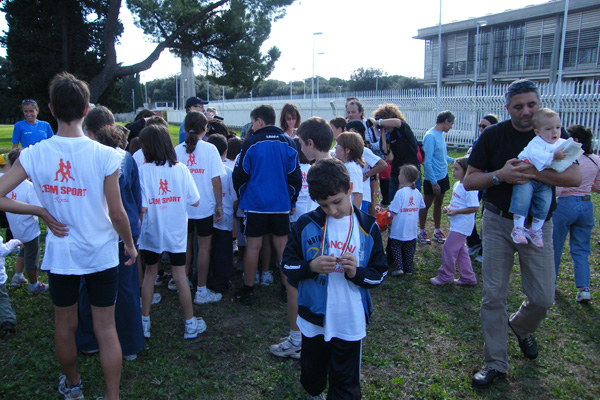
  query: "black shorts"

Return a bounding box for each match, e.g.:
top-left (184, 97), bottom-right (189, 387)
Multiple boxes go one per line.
top-left (423, 175), bottom-right (450, 196)
top-left (141, 250), bottom-right (186, 266)
top-left (49, 267), bottom-right (118, 308)
top-left (18, 237), bottom-right (40, 270)
top-left (188, 216), bottom-right (214, 237)
top-left (244, 212), bottom-right (290, 237)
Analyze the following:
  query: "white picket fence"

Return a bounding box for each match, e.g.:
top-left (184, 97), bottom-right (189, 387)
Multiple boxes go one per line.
top-left (116, 80), bottom-right (600, 149)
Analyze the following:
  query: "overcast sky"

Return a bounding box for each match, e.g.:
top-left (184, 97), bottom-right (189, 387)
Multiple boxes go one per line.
top-left (1, 0), bottom-right (549, 83)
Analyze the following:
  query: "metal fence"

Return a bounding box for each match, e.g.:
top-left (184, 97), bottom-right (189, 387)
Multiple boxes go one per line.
top-left (115, 80), bottom-right (600, 149)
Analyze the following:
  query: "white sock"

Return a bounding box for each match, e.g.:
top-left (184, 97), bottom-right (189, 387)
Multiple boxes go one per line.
top-left (419, 229), bottom-right (426, 234)
top-left (434, 228), bottom-right (442, 234)
top-left (142, 315), bottom-right (150, 323)
top-left (513, 215), bottom-right (525, 229)
top-left (197, 286), bottom-right (207, 296)
top-left (185, 317), bottom-right (196, 326)
top-left (531, 218), bottom-right (544, 231)
top-left (290, 330), bottom-right (302, 346)
top-left (13, 272), bottom-right (22, 279)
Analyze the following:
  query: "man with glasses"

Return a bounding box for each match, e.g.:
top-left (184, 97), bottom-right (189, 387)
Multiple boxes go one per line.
top-left (464, 79), bottom-right (581, 388)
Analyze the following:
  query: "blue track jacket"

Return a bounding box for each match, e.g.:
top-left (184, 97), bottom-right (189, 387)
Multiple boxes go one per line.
top-left (282, 206), bottom-right (388, 327)
top-left (232, 125), bottom-right (302, 213)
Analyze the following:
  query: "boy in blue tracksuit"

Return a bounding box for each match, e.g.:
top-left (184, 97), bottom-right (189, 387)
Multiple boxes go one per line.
top-left (283, 158), bottom-right (387, 400)
top-left (232, 104), bottom-right (302, 304)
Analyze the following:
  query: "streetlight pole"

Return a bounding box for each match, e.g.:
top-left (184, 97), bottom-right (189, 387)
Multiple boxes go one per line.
top-left (473, 20), bottom-right (487, 136)
top-left (311, 32), bottom-right (323, 117)
top-left (290, 68), bottom-right (296, 100)
top-left (317, 52), bottom-right (325, 101)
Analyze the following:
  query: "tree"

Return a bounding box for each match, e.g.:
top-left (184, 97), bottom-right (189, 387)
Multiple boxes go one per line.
top-left (0, 0), bottom-right (117, 121)
top-left (2, 0), bottom-right (294, 105)
top-left (90, 0), bottom-right (293, 102)
top-left (349, 67), bottom-right (386, 91)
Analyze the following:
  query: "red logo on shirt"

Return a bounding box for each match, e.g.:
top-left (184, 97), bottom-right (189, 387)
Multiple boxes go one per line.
top-left (11, 192), bottom-right (16, 200)
top-left (187, 153), bottom-right (197, 166)
top-left (54, 159), bottom-right (74, 182)
top-left (158, 179), bottom-right (171, 195)
top-left (408, 196), bottom-right (414, 206)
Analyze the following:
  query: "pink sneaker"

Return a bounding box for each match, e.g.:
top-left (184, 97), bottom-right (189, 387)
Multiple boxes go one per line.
top-left (430, 276), bottom-right (453, 286)
top-left (511, 227), bottom-right (528, 245)
top-left (526, 228), bottom-right (544, 248)
top-left (417, 231), bottom-right (431, 245)
top-left (433, 231), bottom-right (446, 244)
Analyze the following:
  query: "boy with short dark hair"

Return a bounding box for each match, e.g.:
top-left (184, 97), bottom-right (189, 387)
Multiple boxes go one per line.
top-left (0, 72), bottom-right (136, 400)
top-left (269, 116), bottom-right (334, 359)
top-left (283, 158), bottom-right (387, 399)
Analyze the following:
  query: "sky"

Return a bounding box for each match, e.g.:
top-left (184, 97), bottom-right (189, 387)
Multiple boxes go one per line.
top-left (0, 0), bottom-right (549, 83)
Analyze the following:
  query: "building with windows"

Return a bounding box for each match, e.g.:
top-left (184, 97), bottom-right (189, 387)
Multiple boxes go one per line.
top-left (414, 0), bottom-right (600, 85)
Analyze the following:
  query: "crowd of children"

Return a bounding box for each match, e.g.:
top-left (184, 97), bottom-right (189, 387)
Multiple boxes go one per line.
top-left (0, 72), bottom-right (588, 399)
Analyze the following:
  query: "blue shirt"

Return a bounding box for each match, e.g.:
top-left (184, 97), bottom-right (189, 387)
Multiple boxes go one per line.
top-left (178, 121), bottom-right (186, 144)
top-left (422, 128), bottom-right (454, 185)
top-left (12, 120), bottom-right (54, 148)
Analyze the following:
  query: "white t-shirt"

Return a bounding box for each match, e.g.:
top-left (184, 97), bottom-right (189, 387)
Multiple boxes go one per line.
top-left (138, 162), bottom-right (200, 254)
top-left (361, 147), bottom-right (380, 202)
top-left (297, 212), bottom-right (366, 342)
top-left (6, 179), bottom-right (41, 243)
top-left (224, 158), bottom-right (235, 170)
top-left (518, 136), bottom-right (566, 171)
top-left (448, 182), bottom-right (480, 235)
top-left (19, 135), bottom-right (121, 274)
top-left (132, 148), bottom-right (145, 168)
top-left (175, 141), bottom-right (225, 219)
top-left (290, 163), bottom-right (311, 224)
top-left (345, 161), bottom-right (363, 204)
top-left (388, 187), bottom-right (426, 241)
top-left (214, 164), bottom-right (237, 231)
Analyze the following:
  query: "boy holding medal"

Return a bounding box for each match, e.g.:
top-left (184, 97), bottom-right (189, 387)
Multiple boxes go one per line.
top-left (282, 158), bottom-right (387, 399)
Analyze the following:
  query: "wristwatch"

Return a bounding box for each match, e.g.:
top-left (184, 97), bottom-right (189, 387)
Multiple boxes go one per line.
top-left (492, 171), bottom-right (501, 186)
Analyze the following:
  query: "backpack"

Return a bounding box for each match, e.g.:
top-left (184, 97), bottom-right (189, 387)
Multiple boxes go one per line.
top-left (416, 141), bottom-right (425, 164)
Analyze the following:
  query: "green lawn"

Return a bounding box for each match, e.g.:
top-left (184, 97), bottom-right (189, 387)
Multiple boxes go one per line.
top-left (0, 146), bottom-right (598, 399)
top-left (0, 125), bottom-right (15, 152)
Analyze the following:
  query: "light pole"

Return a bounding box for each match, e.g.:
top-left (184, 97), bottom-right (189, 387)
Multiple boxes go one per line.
top-left (311, 32), bottom-right (323, 116)
top-left (473, 20), bottom-right (487, 136)
top-left (290, 68), bottom-right (296, 100)
top-left (316, 52), bottom-right (325, 101)
top-left (473, 20), bottom-right (487, 96)
top-left (175, 74), bottom-right (179, 109)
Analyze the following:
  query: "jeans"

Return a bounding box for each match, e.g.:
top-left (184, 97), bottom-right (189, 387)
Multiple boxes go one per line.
top-left (509, 179), bottom-right (552, 220)
top-left (552, 196), bottom-right (593, 288)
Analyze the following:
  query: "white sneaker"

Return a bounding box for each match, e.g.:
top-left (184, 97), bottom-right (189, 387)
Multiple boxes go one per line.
top-left (152, 293), bottom-right (162, 305)
top-left (142, 318), bottom-right (151, 339)
top-left (193, 289), bottom-right (222, 305)
top-left (269, 336), bottom-right (301, 359)
top-left (261, 270), bottom-right (274, 286)
top-left (58, 375), bottom-right (84, 400)
top-left (184, 317), bottom-right (207, 339)
top-left (576, 288), bottom-right (591, 303)
top-left (28, 281), bottom-right (49, 293)
top-left (168, 278), bottom-right (192, 291)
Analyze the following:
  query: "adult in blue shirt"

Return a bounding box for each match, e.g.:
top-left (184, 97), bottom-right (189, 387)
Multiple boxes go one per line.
top-left (418, 110), bottom-right (456, 245)
top-left (179, 97), bottom-right (209, 144)
top-left (12, 99), bottom-right (54, 148)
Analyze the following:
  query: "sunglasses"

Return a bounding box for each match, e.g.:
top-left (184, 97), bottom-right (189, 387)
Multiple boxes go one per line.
top-left (22, 99), bottom-right (36, 104)
top-left (478, 124), bottom-right (488, 129)
top-left (507, 80), bottom-right (537, 94)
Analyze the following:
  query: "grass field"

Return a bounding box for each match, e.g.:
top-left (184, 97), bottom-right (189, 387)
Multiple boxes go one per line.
top-left (0, 134), bottom-right (598, 399)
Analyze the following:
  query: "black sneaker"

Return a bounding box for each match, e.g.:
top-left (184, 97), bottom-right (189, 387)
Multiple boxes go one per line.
top-left (472, 366), bottom-right (506, 388)
top-left (235, 288), bottom-right (255, 305)
top-left (1, 320), bottom-right (17, 333)
top-left (508, 320), bottom-right (538, 359)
